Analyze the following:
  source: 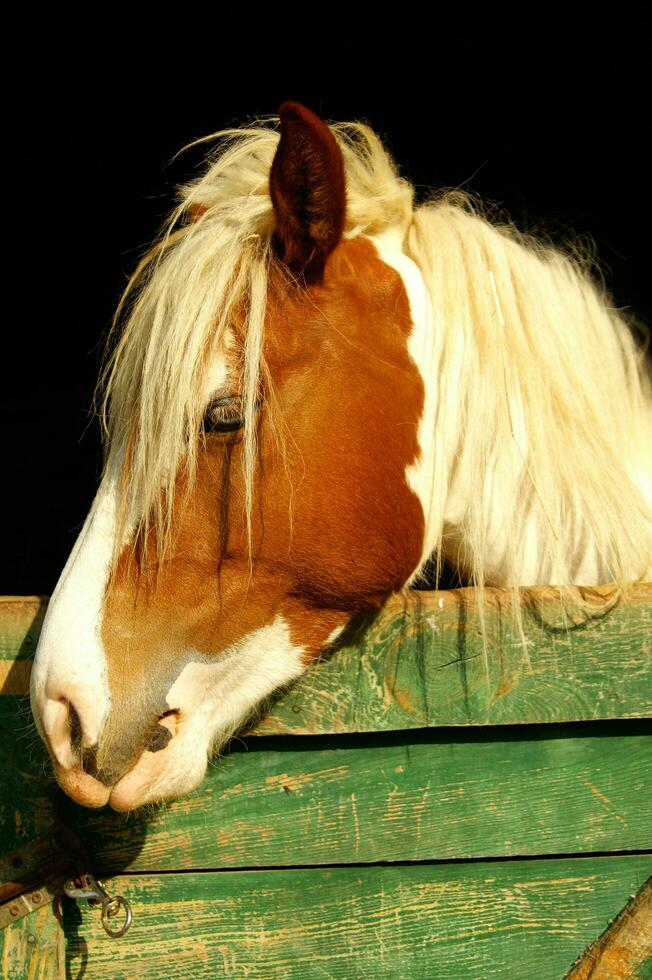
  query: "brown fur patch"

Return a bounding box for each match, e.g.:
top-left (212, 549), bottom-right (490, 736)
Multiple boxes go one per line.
top-left (99, 236), bottom-right (425, 777)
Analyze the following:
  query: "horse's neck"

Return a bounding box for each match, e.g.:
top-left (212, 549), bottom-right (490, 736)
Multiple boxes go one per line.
top-left (374, 242), bottom-right (610, 588)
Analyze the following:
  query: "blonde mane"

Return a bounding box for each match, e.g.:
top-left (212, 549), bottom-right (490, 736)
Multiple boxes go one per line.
top-left (407, 196), bottom-right (652, 596)
top-left (100, 115), bottom-right (652, 602)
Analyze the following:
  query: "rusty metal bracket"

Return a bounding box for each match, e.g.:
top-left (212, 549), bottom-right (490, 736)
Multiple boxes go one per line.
top-left (1, 828), bottom-right (133, 938)
top-left (0, 827), bottom-right (86, 929)
top-left (1, 873), bottom-right (69, 928)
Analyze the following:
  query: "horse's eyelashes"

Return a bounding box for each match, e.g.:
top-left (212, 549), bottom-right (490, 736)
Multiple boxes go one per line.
top-left (203, 396), bottom-right (245, 433)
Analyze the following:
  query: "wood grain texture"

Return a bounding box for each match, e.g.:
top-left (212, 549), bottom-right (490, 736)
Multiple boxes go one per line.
top-left (57, 719), bottom-right (651, 872)
top-left (0, 901), bottom-right (62, 980)
top-left (0, 697), bottom-right (54, 858)
top-left (0, 598), bottom-right (43, 697)
top-left (3, 689), bottom-right (650, 872)
top-left (1, 592), bottom-right (650, 977)
top-left (2, 855), bottom-right (650, 979)
top-left (254, 584), bottom-right (652, 733)
top-left (1, 587), bottom-right (650, 730)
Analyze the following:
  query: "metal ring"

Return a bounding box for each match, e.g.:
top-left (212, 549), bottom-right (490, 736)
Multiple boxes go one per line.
top-left (101, 896), bottom-right (133, 938)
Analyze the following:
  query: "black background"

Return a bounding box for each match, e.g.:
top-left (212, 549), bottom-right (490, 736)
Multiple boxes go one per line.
top-left (3, 15), bottom-right (650, 594)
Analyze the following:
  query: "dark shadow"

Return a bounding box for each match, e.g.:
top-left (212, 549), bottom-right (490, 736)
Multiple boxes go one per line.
top-left (411, 556), bottom-right (470, 591)
top-left (222, 716), bottom-right (652, 757)
top-left (53, 895), bottom-right (88, 980)
top-left (54, 787), bottom-right (148, 877)
top-left (1, 640), bottom-right (147, 963)
top-left (321, 604), bottom-right (383, 658)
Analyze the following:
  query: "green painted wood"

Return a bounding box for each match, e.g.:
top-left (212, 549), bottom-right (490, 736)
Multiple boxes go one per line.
top-left (2, 587), bottom-right (651, 730)
top-left (0, 598), bottom-right (44, 662)
top-left (3, 685), bottom-right (650, 871)
top-left (1, 902), bottom-right (61, 979)
top-left (637, 957), bottom-right (652, 979)
top-left (2, 688), bottom-right (650, 872)
top-left (2, 591), bottom-right (650, 977)
top-left (54, 719), bottom-right (650, 872)
top-left (0, 598), bottom-right (43, 697)
top-left (257, 585), bottom-right (652, 733)
top-left (0, 698), bottom-right (54, 857)
top-left (3, 855), bottom-right (650, 979)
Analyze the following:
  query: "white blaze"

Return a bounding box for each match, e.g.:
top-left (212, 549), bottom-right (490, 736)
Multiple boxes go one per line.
top-left (29, 331), bottom-right (310, 807)
top-left (368, 230), bottom-right (440, 573)
top-left (30, 466), bottom-right (119, 765)
top-left (108, 615), bottom-right (305, 809)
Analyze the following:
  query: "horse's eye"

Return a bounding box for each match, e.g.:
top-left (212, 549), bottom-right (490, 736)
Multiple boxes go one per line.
top-left (203, 395), bottom-right (245, 433)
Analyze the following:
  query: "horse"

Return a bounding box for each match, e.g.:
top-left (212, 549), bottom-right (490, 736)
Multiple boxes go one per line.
top-left (30, 102), bottom-right (652, 812)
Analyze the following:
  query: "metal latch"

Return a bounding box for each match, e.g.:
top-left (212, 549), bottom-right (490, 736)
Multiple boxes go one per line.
top-left (64, 871), bottom-right (132, 938)
top-left (1, 829), bottom-right (133, 937)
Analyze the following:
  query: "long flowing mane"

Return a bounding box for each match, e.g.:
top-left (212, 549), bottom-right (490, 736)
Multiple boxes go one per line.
top-left (408, 196), bottom-right (652, 593)
top-left (100, 116), bottom-right (652, 601)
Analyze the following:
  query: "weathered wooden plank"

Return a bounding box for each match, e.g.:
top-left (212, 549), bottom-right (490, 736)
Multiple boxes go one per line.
top-left (1, 587), bottom-right (651, 730)
top-left (0, 697), bottom-right (55, 857)
top-left (0, 902), bottom-right (62, 979)
top-left (256, 584), bottom-right (652, 733)
top-left (55, 718), bottom-right (650, 872)
top-left (4, 686), bottom-right (651, 872)
top-left (2, 855), bottom-right (650, 979)
top-left (0, 597), bottom-right (43, 697)
top-left (2, 687), bottom-right (650, 872)
top-left (566, 875), bottom-right (652, 979)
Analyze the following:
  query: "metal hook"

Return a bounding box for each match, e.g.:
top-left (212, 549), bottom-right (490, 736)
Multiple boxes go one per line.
top-left (64, 872), bottom-right (133, 938)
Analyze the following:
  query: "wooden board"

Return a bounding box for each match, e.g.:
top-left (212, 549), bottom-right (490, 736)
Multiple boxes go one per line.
top-left (2, 855), bottom-right (650, 979)
top-left (3, 694), bottom-right (650, 871)
top-left (1, 589), bottom-right (650, 978)
top-left (0, 696), bottom-right (55, 857)
top-left (256, 584), bottom-right (652, 733)
top-left (59, 721), bottom-right (652, 873)
top-left (0, 597), bottom-right (43, 697)
top-left (1, 586), bottom-right (651, 731)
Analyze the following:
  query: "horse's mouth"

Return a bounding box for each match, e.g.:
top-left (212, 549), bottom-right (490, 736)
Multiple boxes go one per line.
top-left (53, 713), bottom-right (199, 811)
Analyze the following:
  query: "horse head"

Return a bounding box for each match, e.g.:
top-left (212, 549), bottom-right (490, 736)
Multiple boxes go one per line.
top-left (30, 103), bottom-right (432, 810)
top-left (31, 102), bottom-right (652, 811)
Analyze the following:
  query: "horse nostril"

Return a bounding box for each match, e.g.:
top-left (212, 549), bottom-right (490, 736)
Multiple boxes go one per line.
top-left (146, 710), bottom-right (178, 753)
top-left (146, 725), bottom-right (173, 753)
top-left (68, 702), bottom-right (83, 754)
top-left (41, 687), bottom-right (103, 770)
top-left (41, 696), bottom-right (79, 769)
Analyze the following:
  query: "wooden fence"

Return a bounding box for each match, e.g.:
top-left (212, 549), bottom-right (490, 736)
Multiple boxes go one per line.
top-left (1, 587), bottom-right (650, 978)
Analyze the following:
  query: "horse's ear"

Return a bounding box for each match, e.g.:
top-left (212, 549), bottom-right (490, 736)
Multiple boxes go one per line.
top-left (270, 101), bottom-right (346, 282)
